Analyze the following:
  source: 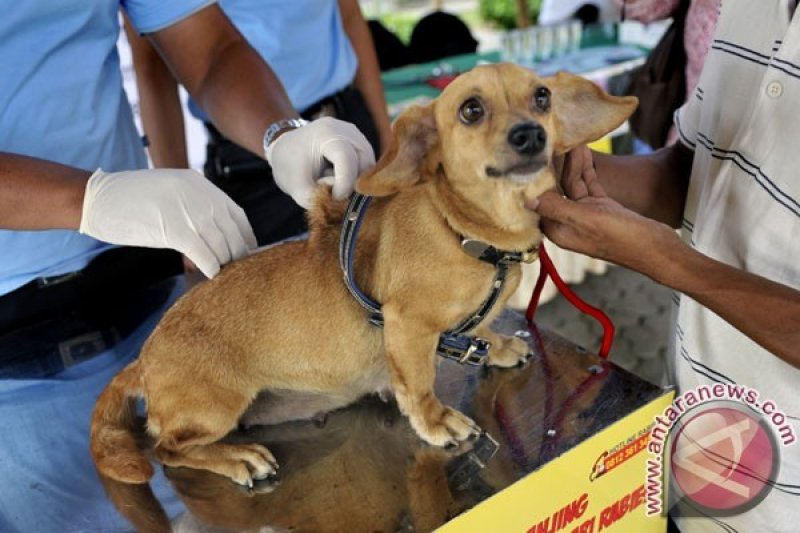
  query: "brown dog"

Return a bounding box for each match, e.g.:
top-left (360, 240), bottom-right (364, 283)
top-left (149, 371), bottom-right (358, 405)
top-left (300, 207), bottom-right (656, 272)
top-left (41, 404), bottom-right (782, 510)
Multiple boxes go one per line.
top-left (91, 64), bottom-right (635, 501)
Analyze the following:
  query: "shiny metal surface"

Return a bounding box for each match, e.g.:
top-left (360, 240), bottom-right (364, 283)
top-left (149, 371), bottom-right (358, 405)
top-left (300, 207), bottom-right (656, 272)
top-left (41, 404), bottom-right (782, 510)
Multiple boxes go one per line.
top-left (161, 310), bottom-right (664, 532)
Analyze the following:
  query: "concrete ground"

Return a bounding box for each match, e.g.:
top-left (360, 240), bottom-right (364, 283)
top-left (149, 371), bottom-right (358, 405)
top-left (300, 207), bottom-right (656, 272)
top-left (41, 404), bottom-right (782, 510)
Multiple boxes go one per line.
top-left (534, 266), bottom-right (673, 386)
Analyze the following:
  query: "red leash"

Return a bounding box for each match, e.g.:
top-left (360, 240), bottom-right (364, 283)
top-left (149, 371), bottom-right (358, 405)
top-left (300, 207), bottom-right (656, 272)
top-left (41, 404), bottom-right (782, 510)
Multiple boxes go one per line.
top-left (525, 242), bottom-right (614, 358)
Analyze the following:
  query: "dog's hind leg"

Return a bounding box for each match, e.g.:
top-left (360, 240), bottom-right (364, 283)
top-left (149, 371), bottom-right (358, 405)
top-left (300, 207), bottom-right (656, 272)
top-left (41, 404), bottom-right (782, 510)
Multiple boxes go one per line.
top-left (149, 386), bottom-right (278, 488)
top-left (156, 441), bottom-right (277, 489)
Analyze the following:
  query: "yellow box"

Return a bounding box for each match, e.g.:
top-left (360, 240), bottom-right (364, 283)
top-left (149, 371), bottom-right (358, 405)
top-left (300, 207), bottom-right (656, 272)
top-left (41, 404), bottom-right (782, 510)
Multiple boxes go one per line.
top-left (440, 392), bottom-right (674, 533)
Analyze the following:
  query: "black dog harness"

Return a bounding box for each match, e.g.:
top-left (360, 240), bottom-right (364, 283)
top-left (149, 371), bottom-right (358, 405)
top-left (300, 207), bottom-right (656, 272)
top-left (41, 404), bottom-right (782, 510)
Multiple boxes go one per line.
top-left (338, 193), bottom-right (537, 366)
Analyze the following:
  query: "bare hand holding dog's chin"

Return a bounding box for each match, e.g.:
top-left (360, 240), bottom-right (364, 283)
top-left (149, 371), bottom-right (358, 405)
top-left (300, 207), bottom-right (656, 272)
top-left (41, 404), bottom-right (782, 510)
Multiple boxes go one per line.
top-left (558, 145), bottom-right (606, 200)
top-left (527, 190), bottom-right (682, 283)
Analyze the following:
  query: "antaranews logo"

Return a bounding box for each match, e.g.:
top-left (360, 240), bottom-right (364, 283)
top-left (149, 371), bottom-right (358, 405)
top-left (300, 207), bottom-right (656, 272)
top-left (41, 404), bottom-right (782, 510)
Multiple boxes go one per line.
top-left (644, 384), bottom-right (796, 517)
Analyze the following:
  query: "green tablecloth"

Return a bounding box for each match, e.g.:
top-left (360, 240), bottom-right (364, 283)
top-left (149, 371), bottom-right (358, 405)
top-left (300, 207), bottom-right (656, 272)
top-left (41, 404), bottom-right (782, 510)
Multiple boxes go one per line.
top-left (382, 24), bottom-right (647, 110)
top-left (382, 51), bottom-right (502, 105)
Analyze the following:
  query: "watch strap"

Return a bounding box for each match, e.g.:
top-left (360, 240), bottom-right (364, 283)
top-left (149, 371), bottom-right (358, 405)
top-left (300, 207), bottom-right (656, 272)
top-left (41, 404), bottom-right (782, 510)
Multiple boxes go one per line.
top-left (262, 118), bottom-right (309, 154)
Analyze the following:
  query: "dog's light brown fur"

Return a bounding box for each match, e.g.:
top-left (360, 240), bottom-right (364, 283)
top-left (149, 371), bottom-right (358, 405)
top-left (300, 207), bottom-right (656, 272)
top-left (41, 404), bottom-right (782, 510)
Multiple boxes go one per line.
top-left (163, 400), bottom-right (467, 533)
top-left (91, 64), bottom-right (635, 521)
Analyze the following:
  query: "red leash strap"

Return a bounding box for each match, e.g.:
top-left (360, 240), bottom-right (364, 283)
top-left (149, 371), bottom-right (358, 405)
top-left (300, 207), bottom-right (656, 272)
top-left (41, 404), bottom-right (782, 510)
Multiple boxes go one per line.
top-left (525, 242), bottom-right (614, 358)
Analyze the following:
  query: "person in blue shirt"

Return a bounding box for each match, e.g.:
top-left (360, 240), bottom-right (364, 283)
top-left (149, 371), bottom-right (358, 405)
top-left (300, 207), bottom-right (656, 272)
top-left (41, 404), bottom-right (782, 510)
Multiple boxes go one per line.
top-left (124, 0), bottom-right (393, 246)
top-left (0, 1), bottom-right (374, 530)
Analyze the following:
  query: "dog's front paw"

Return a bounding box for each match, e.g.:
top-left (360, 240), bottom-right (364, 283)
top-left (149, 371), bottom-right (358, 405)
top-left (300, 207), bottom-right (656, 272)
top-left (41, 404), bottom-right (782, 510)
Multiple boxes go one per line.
top-left (410, 401), bottom-right (481, 448)
top-left (487, 334), bottom-right (533, 368)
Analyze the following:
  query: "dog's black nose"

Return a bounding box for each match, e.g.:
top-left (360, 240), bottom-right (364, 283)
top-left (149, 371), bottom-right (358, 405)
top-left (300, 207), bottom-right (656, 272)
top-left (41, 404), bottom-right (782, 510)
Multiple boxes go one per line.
top-left (507, 122), bottom-right (547, 155)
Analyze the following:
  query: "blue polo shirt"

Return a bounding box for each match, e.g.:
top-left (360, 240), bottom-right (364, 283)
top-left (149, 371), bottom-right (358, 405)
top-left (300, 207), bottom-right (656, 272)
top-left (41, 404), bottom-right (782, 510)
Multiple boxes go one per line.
top-left (188, 0), bottom-right (358, 121)
top-left (0, 0), bottom-right (213, 295)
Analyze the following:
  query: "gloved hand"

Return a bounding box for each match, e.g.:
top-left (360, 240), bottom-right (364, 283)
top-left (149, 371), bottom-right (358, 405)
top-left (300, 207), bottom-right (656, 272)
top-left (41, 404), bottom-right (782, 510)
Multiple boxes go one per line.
top-left (79, 168), bottom-right (257, 278)
top-left (266, 117), bottom-right (376, 209)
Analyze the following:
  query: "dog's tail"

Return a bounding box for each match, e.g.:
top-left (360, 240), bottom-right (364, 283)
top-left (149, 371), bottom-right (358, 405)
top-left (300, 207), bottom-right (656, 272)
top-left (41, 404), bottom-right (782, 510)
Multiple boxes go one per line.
top-left (307, 184), bottom-right (348, 246)
top-left (99, 476), bottom-right (171, 533)
top-left (91, 360), bottom-right (172, 532)
top-left (91, 359), bottom-right (152, 483)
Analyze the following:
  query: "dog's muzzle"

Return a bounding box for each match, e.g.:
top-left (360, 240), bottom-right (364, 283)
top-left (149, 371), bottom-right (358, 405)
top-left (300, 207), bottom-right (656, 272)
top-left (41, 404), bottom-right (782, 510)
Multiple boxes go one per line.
top-left (485, 122), bottom-right (549, 181)
top-left (508, 122), bottom-right (547, 156)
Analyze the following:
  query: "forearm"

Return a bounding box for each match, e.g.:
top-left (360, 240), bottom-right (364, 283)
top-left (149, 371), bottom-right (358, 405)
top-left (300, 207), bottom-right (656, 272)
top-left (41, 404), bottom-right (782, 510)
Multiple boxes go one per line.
top-left (0, 153), bottom-right (88, 230)
top-left (140, 78), bottom-right (188, 168)
top-left (540, 138), bottom-right (797, 366)
top-left (593, 142), bottom-right (692, 227)
top-left (339, 0), bottom-right (393, 154)
top-left (123, 15), bottom-right (188, 168)
top-left (653, 235), bottom-right (800, 368)
top-left (149, 5), bottom-right (297, 158)
top-left (188, 39), bottom-right (295, 156)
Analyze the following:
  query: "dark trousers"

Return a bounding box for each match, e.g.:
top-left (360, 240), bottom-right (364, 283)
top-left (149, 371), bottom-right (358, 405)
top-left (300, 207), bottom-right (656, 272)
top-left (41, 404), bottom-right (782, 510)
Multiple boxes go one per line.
top-left (0, 248), bottom-right (183, 378)
top-left (204, 86), bottom-right (380, 246)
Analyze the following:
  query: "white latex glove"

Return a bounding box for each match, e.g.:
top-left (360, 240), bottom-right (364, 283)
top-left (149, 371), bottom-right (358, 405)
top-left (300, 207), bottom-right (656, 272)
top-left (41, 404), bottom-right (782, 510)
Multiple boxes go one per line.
top-left (79, 168), bottom-right (257, 278)
top-left (265, 116), bottom-right (375, 209)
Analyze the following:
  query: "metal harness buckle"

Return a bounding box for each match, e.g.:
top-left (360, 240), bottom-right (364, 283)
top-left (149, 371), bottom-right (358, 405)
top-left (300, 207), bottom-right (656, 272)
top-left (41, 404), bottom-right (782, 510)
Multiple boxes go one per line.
top-left (437, 337), bottom-right (491, 366)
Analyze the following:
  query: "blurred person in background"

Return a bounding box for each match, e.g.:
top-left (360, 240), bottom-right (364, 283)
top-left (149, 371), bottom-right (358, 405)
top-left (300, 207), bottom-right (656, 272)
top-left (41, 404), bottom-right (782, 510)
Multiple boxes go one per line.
top-left (619, 0), bottom-right (720, 146)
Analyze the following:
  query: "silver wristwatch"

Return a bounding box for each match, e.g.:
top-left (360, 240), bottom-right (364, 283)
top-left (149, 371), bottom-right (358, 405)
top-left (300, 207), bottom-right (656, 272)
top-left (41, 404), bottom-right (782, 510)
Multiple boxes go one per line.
top-left (262, 118), bottom-right (309, 154)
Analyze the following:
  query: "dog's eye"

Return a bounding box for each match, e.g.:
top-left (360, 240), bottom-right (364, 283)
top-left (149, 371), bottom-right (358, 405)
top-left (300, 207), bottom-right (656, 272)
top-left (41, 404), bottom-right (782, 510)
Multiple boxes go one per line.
top-left (533, 87), bottom-right (551, 112)
top-left (459, 98), bottom-right (485, 124)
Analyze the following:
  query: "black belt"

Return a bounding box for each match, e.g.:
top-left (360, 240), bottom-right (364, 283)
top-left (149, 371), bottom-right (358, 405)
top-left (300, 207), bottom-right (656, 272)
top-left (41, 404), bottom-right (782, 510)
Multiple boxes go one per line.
top-left (0, 247), bottom-right (183, 378)
top-left (300, 85), bottom-right (355, 120)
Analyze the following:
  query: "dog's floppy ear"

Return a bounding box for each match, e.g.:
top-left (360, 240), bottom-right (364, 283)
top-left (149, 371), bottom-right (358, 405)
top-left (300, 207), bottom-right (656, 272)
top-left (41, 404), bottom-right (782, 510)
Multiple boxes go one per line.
top-left (356, 103), bottom-right (438, 197)
top-left (548, 71), bottom-right (638, 155)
